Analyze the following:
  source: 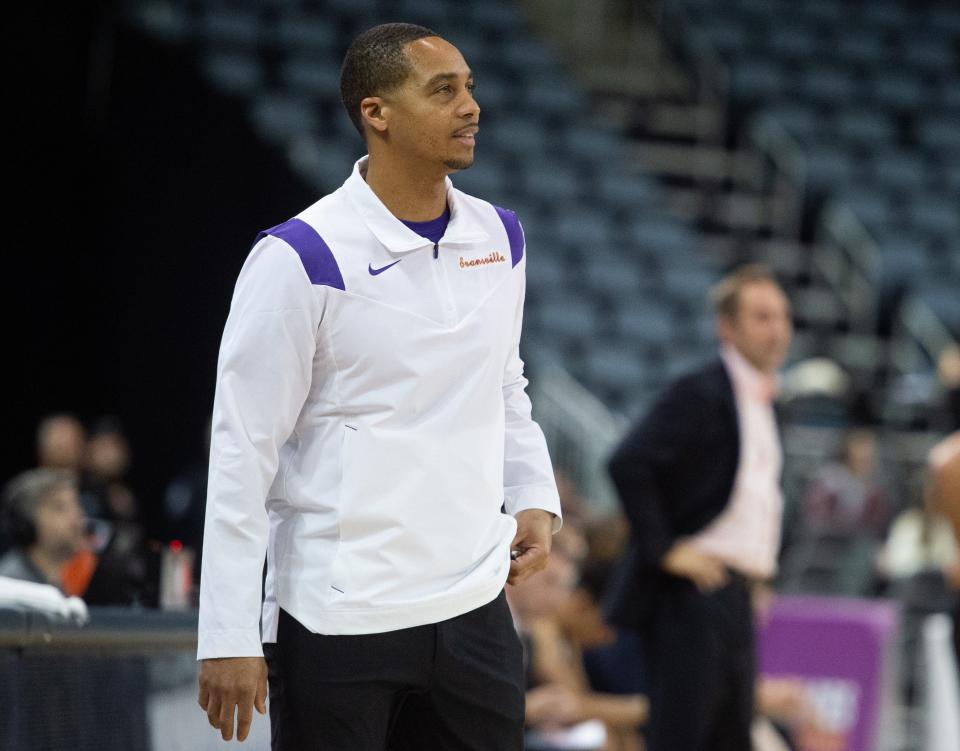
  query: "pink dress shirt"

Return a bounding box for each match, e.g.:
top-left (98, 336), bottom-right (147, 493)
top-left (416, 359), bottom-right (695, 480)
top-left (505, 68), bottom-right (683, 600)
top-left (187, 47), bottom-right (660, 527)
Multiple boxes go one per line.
top-left (689, 345), bottom-right (784, 580)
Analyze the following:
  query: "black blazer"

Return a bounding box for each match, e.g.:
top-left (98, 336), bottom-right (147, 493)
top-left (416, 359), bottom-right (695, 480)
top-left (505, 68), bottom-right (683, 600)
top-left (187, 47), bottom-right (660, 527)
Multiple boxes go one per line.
top-left (604, 359), bottom-right (742, 628)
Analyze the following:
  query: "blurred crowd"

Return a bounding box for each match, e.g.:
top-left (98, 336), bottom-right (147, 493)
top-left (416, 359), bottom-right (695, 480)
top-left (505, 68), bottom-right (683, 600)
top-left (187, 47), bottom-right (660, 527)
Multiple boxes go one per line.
top-left (0, 413), bottom-right (209, 608)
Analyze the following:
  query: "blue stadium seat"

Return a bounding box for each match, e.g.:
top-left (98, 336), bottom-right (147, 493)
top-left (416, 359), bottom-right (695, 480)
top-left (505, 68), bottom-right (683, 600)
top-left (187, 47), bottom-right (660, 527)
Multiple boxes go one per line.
top-left (801, 66), bottom-right (857, 104)
top-left (764, 104), bottom-right (821, 145)
top-left (395, 0), bottom-right (450, 29)
top-left (484, 114), bottom-right (547, 156)
top-left (521, 75), bottom-right (585, 118)
top-left (564, 125), bottom-right (624, 165)
top-left (907, 197), bottom-right (960, 238)
top-left (325, 0), bottom-right (382, 16)
top-left (836, 187), bottom-right (894, 229)
top-left (869, 71), bottom-right (926, 110)
top-left (765, 24), bottom-right (822, 59)
top-left (203, 9), bottom-right (263, 46)
top-left (918, 281), bottom-right (960, 335)
top-left (835, 31), bottom-right (887, 66)
top-left (583, 344), bottom-right (657, 396)
top-left (268, 14), bottom-right (338, 51)
top-left (927, 5), bottom-right (960, 35)
top-left (661, 264), bottom-right (716, 302)
top-left (582, 253), bottom-right (645, 297)
top-left (628, 218), bottom-right (697, 254)
top-left (523, 251), bottom-right (567, 296)
top-left (202, 51), bottom-right (264, 95)
top-left (804, 145), bottom-right (857, 191)
top-left (468, 3), bottom-right (528, 38)
top-left (533, 298), bottom-right (603, 340)
top-left (861, 2), bottom-right (913, 30)
top-left (280, 58), bottom-right (342, 99)
top-left (250, 94), bottom-right (319, 141)
top-left (730, 57), bottom-right (789, 102)
top-left (870, 152), bottom-right (930, 192)
top-left (594, 172), bottom-right (661, 211)
top-left (834, 110), bottom-right (896, 146)
top-left (553, 211), bottom-right (613, 248)
top-left (522, 163), bottom-right (582, 205)
top-left (900, 36), bottom-right (955, 73)
top-left (918, 115), bottom-right (960, 154)
top-left (614, 302), bottom-right (676, 345)
top-left (800, 0), bottom-right (846, 24)
top-left (451, 162), bottom-right (510, 205)
top-left (696, 19), bottom-right (752, 57)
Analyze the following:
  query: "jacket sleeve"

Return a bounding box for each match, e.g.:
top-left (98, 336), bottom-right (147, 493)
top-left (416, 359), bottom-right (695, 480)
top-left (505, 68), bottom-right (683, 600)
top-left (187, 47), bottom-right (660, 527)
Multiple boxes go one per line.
top-left (607, 378), bottom-right (704, 567)
top-left (197, 237), bottom-right (322, 660)
top-left (501, 232), bottom-right (562, 532)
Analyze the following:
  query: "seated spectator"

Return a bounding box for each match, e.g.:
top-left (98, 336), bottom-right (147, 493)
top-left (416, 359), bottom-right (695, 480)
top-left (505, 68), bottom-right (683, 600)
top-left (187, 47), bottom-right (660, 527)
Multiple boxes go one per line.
top-left (0, 468), bottom-right (86, 592)
top-left (567, 559), bottom-right (647, 699)
top-left (802, 428), bottom-right (891, 538)
top-left (35, 413), bottom-right (86, 472)
top-left (508, 547), bottom-right (647, 751)
top-left (876, 484), bottom-right (959, 584)
top-left (79, 416), bottom-right (139, 524)
top-left (64, 417), bottom-right (154, 606)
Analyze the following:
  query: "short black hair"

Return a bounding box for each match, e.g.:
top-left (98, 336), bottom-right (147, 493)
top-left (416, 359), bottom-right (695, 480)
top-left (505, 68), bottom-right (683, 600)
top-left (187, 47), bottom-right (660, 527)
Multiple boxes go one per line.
top-left (340, 22), bottom-right (438, 138)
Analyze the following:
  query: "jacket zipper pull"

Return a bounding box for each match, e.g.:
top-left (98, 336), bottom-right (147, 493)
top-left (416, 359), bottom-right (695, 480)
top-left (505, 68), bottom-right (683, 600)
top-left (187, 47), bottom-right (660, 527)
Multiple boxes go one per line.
top-left (433, 242), bottom-right (439, 259)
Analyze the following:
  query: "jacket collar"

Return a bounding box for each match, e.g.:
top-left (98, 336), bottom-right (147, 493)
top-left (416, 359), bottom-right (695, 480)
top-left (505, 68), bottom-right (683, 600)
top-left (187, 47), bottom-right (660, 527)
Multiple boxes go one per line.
top-left (720, 344), bottom-right (781, 404)
top-left (343, 156), bottom-right (488, 254)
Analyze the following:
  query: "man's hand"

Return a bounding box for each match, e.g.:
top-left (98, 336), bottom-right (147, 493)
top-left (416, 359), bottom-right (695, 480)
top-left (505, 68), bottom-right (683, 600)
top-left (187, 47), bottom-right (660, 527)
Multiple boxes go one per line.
top-left (508, 509), bottom-right (554, 585)
top-left (198, 656), bottom-right (268, 742)
top-left (661, 541), bottom-right (729, 592)
top-left (525, 684), bottom-right (582, 727)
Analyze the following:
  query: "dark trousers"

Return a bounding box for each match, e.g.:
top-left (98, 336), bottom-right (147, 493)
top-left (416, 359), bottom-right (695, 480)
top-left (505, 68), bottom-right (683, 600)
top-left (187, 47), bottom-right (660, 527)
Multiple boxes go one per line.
top-left (264, 589), bottom-right (525, 751)
top-left (641, 573), bottom-right (755, 751)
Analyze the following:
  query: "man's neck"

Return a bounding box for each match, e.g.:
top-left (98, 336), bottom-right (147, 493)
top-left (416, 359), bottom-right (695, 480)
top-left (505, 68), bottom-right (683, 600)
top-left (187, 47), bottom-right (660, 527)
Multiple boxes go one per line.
top-left (362, 154), bottom-right (449, 222)
top-left (28, 547), bottom-right (65, 589)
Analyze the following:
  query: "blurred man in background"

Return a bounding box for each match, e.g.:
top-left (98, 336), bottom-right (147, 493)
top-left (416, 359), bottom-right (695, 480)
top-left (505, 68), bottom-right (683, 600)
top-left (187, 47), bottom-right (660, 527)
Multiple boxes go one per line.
top-left (0, 468), bottom-right (86, 591)
top-left (606, 264), bottom-right (793, 751)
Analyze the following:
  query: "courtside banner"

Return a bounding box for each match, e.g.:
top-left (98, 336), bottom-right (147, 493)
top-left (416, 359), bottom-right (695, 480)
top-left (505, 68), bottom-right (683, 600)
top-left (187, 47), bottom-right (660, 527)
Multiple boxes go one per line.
top-left (757, 596), bottom-right (900, 751)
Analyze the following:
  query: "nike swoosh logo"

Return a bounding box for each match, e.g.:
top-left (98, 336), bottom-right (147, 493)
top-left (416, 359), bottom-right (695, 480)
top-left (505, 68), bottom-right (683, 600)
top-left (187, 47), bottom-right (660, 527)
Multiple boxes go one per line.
top-left (368, 259), bottom-right (402, 276)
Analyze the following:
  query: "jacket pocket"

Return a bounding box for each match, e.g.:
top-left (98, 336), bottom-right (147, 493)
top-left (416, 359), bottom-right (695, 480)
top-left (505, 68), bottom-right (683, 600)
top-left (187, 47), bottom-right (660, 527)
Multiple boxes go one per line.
top-left (326, 422), bottom-right (358, 598)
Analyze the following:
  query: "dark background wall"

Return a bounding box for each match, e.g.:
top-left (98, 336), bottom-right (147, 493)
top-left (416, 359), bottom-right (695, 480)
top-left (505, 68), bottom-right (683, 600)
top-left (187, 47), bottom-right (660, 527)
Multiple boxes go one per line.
top-left (7, 2), bottom-right (314, 538)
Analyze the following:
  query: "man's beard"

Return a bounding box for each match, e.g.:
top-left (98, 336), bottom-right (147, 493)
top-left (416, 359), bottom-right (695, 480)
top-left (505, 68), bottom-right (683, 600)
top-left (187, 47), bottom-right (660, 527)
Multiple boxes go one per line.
top-left (444, 156), bottom-right (474, 171)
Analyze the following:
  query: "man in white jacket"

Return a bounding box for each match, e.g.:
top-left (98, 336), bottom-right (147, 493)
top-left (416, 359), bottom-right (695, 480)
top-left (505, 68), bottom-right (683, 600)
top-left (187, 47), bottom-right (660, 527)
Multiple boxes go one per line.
top-left (197, 22), bottom-right (562, 750)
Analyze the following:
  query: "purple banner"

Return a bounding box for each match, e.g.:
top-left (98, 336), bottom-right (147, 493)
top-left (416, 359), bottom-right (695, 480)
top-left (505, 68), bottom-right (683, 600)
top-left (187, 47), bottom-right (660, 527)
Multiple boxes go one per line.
top-left (757, 595), bottom-right (900, 751)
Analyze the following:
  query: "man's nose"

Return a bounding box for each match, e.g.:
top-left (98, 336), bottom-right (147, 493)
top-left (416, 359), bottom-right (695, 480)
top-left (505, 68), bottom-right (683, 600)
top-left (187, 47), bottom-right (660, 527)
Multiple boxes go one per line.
top-left (460, 92), bottom-right (480, 118)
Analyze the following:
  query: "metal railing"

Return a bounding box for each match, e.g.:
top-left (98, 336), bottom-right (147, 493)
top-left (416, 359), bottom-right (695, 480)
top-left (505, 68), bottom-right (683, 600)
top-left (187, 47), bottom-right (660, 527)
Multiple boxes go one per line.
top-left (1, 606), bottom-right (274, 751)
top-left (529, 359), bottom-right (627, 515)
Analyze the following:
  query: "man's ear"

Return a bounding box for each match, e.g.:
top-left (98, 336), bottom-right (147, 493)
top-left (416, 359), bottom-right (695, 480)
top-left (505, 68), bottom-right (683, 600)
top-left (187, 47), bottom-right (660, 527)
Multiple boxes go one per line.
top-left (360, 96), bottom-right (389, 135)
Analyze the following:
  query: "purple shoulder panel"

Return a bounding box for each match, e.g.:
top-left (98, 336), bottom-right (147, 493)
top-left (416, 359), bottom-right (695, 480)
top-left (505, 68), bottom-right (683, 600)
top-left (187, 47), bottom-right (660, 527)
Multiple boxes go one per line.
top-left (255, 218), bottom-right (345, 290)
top-left (493, 206), bottom-right (525, 268)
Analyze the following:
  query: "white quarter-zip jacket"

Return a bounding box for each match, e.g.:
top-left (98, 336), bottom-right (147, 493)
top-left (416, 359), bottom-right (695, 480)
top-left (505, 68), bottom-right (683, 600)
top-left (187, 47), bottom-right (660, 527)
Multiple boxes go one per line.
top-left (197, 157), bottom-right (562, 660)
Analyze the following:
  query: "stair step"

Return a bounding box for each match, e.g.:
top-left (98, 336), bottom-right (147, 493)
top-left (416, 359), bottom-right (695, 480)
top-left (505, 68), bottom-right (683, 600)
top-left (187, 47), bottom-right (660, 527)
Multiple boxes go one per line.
top-left (637, 102), bottom-right (726, 141)
top-left (628, 141), bottom-right (763, 184)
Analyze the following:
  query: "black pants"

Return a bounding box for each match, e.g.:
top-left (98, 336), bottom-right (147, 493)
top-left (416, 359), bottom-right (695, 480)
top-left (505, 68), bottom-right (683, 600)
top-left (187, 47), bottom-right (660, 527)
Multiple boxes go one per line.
top-left (641, 573), bottom-right (755, 751)
top-left (264, 590), bottom-right (525, 751)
